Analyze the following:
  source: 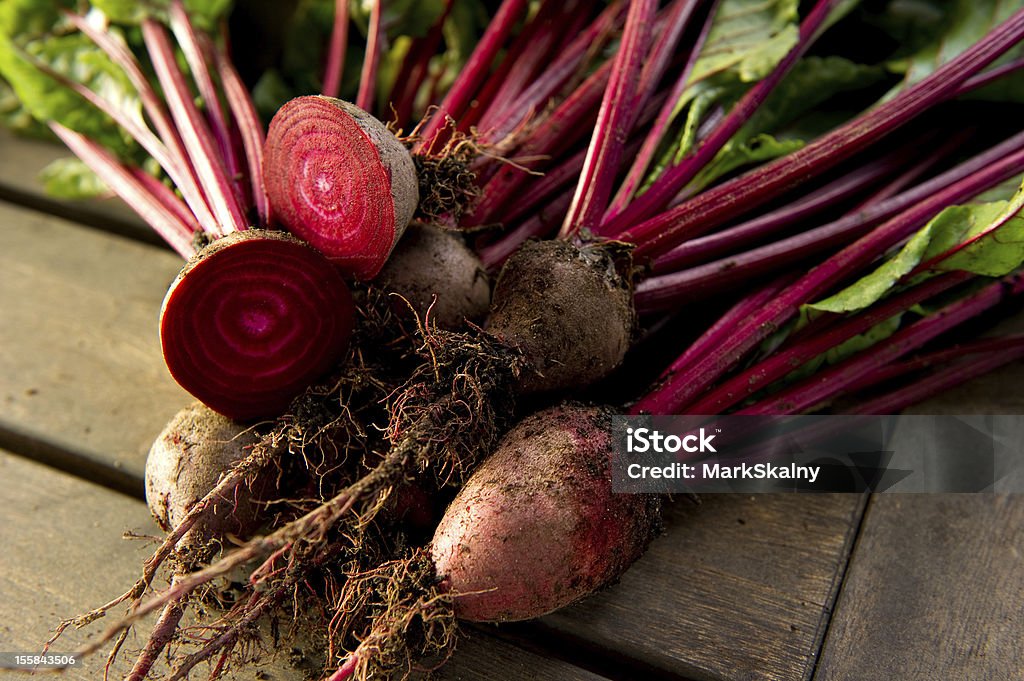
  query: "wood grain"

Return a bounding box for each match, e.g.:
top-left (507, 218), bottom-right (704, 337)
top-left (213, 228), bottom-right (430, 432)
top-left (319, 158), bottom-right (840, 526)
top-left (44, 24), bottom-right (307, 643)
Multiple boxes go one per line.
top-left (813, 494), bottom-right (1024, 681)
top-left (0, 200), bottom-right (188, 484)
top-left (812, 370), bottom-right (1024, 681)
top-left (541, 493), bottom-right (867, 681)
top-left (0, 450), bottom-right (608, 681)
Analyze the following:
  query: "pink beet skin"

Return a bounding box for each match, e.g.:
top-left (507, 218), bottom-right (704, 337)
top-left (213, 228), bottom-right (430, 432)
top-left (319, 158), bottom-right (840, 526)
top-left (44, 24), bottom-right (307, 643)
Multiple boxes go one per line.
top-left (431, 404), bottom-right (659, 622)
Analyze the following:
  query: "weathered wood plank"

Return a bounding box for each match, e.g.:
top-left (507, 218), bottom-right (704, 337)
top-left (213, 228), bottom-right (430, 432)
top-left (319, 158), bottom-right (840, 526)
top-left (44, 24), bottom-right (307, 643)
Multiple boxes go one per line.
top-left (542, 494), bottom-right (866, 681)
top-left (0, 200), bottom-right (188, 483)
top-left (0, 129), bottom-right (157, 244)
top-left (813, 494), bottom-right (1024, 681)
top-left (0, 451), bottom-right (608, 681)
top-left (813, 370), bottom-right (1024, 681)
top-left (0, 449), bottom-right (302, 681)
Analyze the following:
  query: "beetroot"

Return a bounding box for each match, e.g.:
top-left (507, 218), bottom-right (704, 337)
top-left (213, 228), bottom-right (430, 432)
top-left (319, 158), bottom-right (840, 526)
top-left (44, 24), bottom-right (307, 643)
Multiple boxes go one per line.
top-left (160, 229), bottom-right (355, 421)
top-left (375, 223), bottom-right (491, 329)
top-left (432, 403), bottom-right (659, 622)
top-left (486, 240), bottom-right (635, 393)
top-left (263, 96), bottom-right (419, 280)
top-left (145, 402), bottom-right (270, 556)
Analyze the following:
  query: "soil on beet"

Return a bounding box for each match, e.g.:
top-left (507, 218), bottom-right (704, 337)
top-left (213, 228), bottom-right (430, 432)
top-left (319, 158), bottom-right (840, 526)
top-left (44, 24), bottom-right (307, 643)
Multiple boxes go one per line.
top-left (486, 239), bottom-right (636, 394)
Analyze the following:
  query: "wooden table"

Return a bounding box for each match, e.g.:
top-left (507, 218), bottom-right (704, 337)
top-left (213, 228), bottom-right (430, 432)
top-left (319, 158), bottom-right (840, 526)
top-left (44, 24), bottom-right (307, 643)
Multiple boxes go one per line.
top-left (2, 129), bottom-right (1021, 680)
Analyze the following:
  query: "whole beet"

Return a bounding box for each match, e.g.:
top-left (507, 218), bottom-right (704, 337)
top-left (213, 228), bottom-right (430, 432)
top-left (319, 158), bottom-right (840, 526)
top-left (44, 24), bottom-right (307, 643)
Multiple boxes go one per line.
top-left (486, 240), bottom-right (634, 393)
top-left (145, 402), bottom-right (269, 554)
top-left (375, 223), bottom-right (491, 329)
top-left (431, 403), bottom-right (660, 622)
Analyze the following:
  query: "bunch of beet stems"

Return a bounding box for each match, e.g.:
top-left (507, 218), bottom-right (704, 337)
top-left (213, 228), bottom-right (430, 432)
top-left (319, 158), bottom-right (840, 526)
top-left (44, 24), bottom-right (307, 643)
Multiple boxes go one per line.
top-left (37, 0), bottom-right (264, 670)
top-left (472, 0), bottom-right (1024, 412)
top-left (471, 0), bottom-right (1024, 271)
top-left (321, 0), bottom-right (382, 110)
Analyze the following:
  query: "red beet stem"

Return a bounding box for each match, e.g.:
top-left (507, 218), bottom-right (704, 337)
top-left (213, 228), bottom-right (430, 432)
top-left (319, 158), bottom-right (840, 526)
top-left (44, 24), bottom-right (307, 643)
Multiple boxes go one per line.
top-left (414, 0), bottom-right (530, 154)
top-left (687, 271), bottom-right (972, 414)
top-left (631, 139), bottom-right (1024, 415)
top-left (159, 231), bottom-right (354, 420)
top-left (474, 0), bottom-right (585, 137)
top-left (956, 55), bottom-right (1024, 96)
top-left (601, 0), bottom-right (840, 236)
top-left (327, 653), bottom-right (359, 681)
top-left (847, 131), bottom-right (968, 211)
top-left (60, 11), bottom-right (216, 232)
top-left (848, 336), bottom-right (1024, 413)
top-left (322, 0), bottom-right (350, 99)
top-left (215, 46), bottom-right (270, 225)
top-left (651, 149), bottom-right (911, 273)
top-left (478, 187), bottom-right (575, 270)
top-left (128, 166), bottom-right (202, 235)
top-left (466, 60), bottom-right (611, 224)
top-left (478, 2), bottom-right (626, 147)
top-left (50, 124), bottom-right (195, 258)
top-left (167, 0), bottom-right (244, 205)
top-left (356, 0), bottom-right (383, 112)
top-left (654, 273), bottom-right (796, 383)
top-left (142, 19), bottom-right (248, 234)
top-left (389, 1), bottom-right (452, 128)
top-left (604, 0), bottom-right (714, 222)
top-left (560, 0), bottom-right (657, 238)
top-left (738, 274), bottom-right (1024, 415)
top-left (635, 130), bottom-right (1024, 312)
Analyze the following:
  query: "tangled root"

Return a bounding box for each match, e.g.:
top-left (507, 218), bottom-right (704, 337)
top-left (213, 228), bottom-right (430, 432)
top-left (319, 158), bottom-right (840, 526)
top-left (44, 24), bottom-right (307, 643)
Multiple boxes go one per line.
top-left (412, 152), bottom-right (480, 228)
top-left (328, 551), bottom-right (456, 680)
top-left (385, 317), bottom-right (524, 487)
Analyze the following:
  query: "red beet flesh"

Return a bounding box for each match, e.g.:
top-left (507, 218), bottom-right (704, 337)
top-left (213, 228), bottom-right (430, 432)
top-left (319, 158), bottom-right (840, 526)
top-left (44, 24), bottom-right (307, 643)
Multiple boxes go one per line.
top-left (160, 230), bottom-right (354, 421)
top-left (264, 96), bottom-right (418, 280)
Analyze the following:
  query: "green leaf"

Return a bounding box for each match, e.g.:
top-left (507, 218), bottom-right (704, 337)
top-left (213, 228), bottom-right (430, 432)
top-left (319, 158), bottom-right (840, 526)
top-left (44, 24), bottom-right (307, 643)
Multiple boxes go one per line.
top-left (643, 0), bottom-right (876, 191)
top-left (937, 185), bottom-right (1024, 276)
top-left (808, 221), bottom-right (940, 313)
top-left (92, 0), bottom-right (233, 30)
top-left (658, 0), bottom-right (802, 145)
top-left (746, 56), bottom-right (884, 139)
top-left (0, 30), bottom-right (140, 156)
top-left (970, 173), bottom-right (1024, 205)
top-left (687, 0), bottom-right (800, 87)
top-left (677, 57), bottom-right (882, 191)
top-left (783, 313), bottom-right (904, 384)
top-left (883, 0), bottom-right (1024, 101)
top-left (810, 179), bottom-right (1024, 314)
top-left (0, 76), bottom-right (50, 136)
top-left (349, 0), bottom-right (447, 40)
top-left (689, 133), bottom-right (803, 191)
top-left (38, 156), bottom-right (110, 198)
